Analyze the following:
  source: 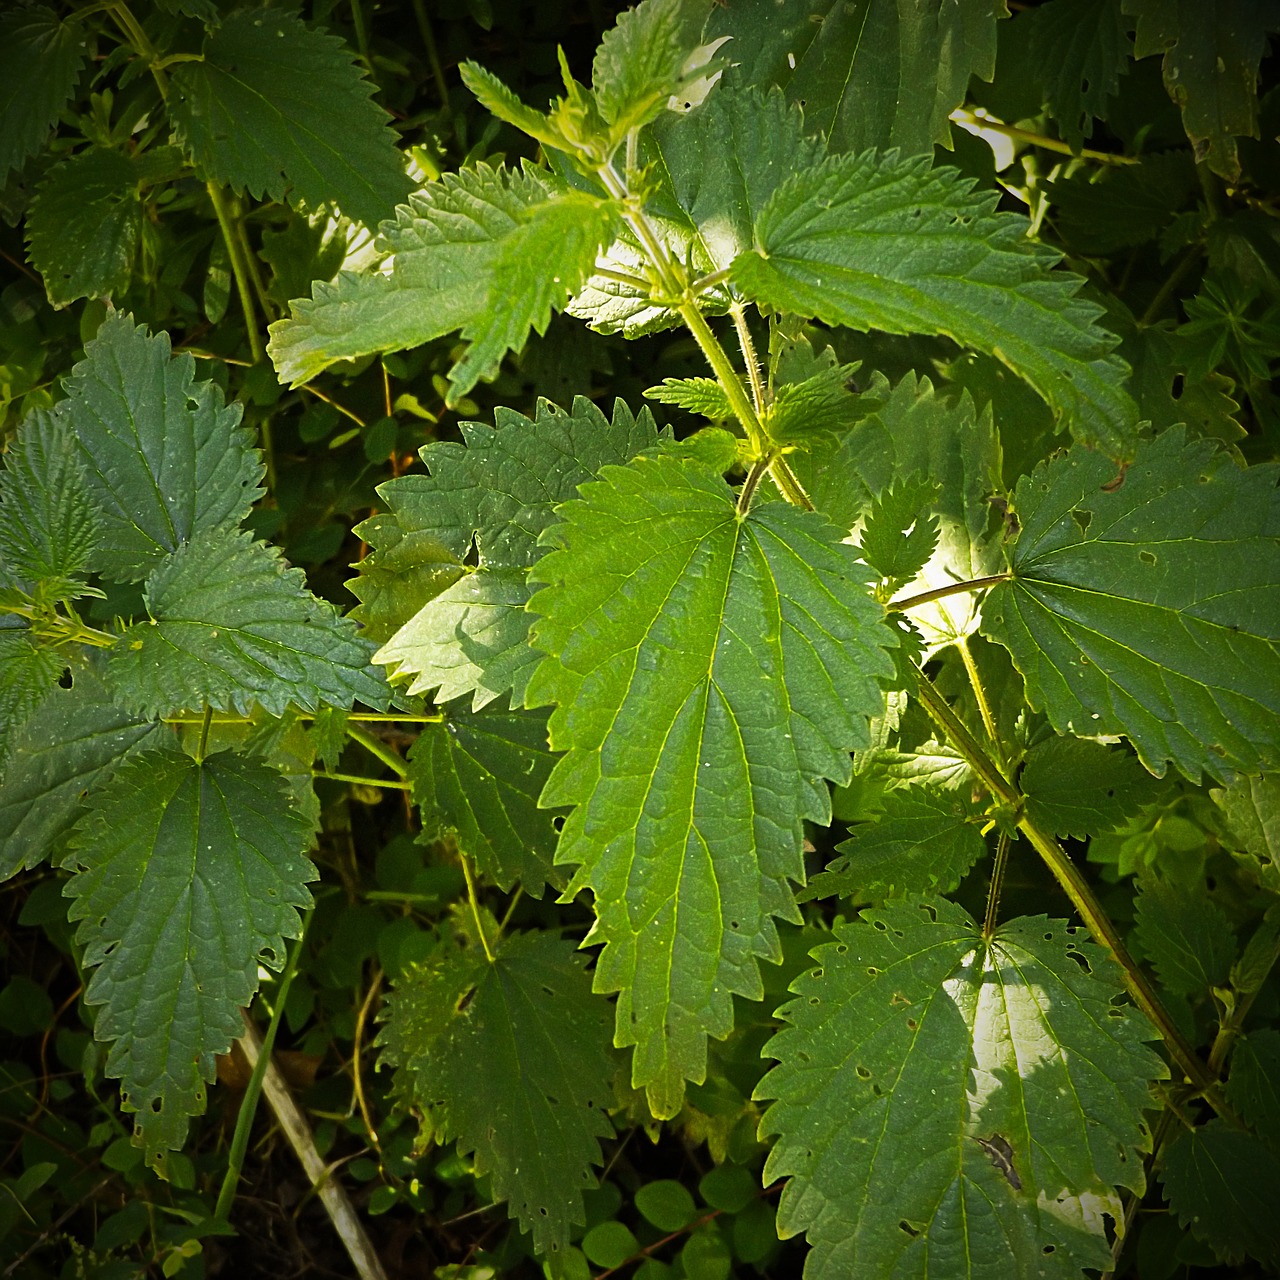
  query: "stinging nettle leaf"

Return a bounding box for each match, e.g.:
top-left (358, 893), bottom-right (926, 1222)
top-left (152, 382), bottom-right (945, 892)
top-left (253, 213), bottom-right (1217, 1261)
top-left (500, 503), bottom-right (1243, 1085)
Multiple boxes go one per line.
top-left (0, 408), bottom-right (100, 587)
top-left (109, 528), bottom-right (388, 718)
top-left (801, 787), bottom-right (985, 903)
top-left (1020, 736), bottom-right (1164, 838)
top-left (0, 632), bottom-right (63, 774)
top-left (0, 5), bottom-right (86, 185)
top-left (1227, 1029), bottom-right (1280, 1146)
top-left (408, 705), bottom-right (564, 898)
top-left (368, 398), bottom-right (658, 710)
top-left (526, 453), bottom-right (895, 1117)
top-left (1133, 875), bottom-right (1237, 997)
top-left (758, 898), bottom-right (1166, 1279)
top-left (1213, 772), bottom-right (1280, 875)
top-left (729, 151), bottom-right (1140, 458)
top-left (705, 0), bottom-right (1006, 158)
top-left (63, 747), bottom-right (315, 1170)
top-left (981, 430), bottom-right (1280, 783)
top-left (0, 663), bottom-right (171, 881)
top-left (856, 475), bottom-right (941, 586)
top-left (1160, 1119), bottom-right (1280, 1267)
top-left (377, 931), bottom-right (615, 1255)
top-left (170, 8), bottom-right (410, 228)
top-left (644, 377), bottom-right (735, 420)
top-left (60, 313), bottom-right (264, 582)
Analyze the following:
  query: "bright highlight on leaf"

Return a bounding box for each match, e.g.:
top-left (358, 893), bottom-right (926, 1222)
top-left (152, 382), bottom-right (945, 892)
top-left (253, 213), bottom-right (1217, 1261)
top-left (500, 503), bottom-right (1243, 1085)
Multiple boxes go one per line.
top-left (527, 453), bottom-right (895, 1117)
top-left (377, 931), bottom-right (615, 1255)
top-left (170, 8), bottom-right (410, 227)
top-left (730, 151), bottom-right (1139, 457)
top-left (758, 898), bottom-right (1166, 1278)
top-left (982, 430), bottom-right (1280, 783)
top-left (63, 748), bottom-right (315, 1170)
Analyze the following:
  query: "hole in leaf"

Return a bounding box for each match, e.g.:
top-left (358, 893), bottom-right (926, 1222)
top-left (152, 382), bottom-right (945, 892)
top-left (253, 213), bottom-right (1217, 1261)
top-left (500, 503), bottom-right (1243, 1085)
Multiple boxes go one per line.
top-left (899, 1221), bottom-right (920, 1238)
top-left (1171, 373), bottom-right (1185, 400)
top-left (867, 966), bottom-right (881, 976)
top-left (552, 815), bottom-right (565, 832)
top-left (856, 1065), bottom-right (871, 1079)
top-left (835, 944), bottom-right (848, 955)
top-left (1071, 509), bottom-right (1092, 535)
top-left (906, 1018), bottom-right (918, 1031)
top-left (1139, 550), bottom-right (1156, 565)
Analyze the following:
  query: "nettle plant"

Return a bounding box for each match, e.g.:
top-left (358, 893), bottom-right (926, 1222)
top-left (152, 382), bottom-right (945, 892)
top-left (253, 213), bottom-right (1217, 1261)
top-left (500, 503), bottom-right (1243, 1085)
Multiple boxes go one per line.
top-left (1, 0), bottom-right (1279, 1276)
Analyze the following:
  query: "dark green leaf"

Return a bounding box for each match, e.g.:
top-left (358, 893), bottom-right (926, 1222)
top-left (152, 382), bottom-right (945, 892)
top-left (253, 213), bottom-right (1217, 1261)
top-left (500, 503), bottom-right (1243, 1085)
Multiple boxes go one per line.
top-left (645, 377), bottom-right (734, 419)
top-left (1029, 0), bottom-right (1133, 152)
top-left (0, 663), bottom-right (170, 880)
top-left (1160, 1119), bottom-right (1280, 1266)
top-left (1134, 876), bottom-right (1236, 996)
top-left (1021, 736), bottom-right (1164, 838)
top-left (1229, 1030), bottom-right (1280, 1146)
top-left (109, 528), bottom-right (388, 717)
top-left (407, 705), bottom-right (563, 897)
top-left (981, 431), bottom-right (1280, 782)
top-left (0, 6), bottom-right (86, 184)
top-left (1124, 0), bottom-right (1274, 180)
top-left (527, 453), bottom-right (895, 1116)
top-left (802, 788), bottom-right (985, 902)
top-left (377, 931), bottom-right (615, 1254)
top-left (364, 398), bottom-right (657, 709)
top-left (856, 476), bottom-right (941, 585)
top-left (0, 632), bottom-right (62, 771)
top-left (730, 152), bottom-right (1139, 457)
top-left (0, 408), bottom-right (99, 586)
top-left (1213, 773), bottom-right (1280, 873)
top-left (758, 899), bottom-right (1165, 1278)
top-left (705, 0), bottom-right (1005, 156)
top-left (269, 164), bottom-right (547, 386)
top-left (764, 355), bottom-right (864, 445)
top-left (60, 313), bottom-right (264, 582)
top-left (170, 8), bottom-right (410, 227)
top-left (25, 147), bottom-right (142, 307)
top-left (63, 748), bottom-right (315, 1170)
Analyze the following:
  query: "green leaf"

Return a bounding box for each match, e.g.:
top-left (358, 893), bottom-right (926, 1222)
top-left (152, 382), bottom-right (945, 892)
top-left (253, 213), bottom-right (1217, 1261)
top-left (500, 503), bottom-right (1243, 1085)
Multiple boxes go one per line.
top-left (0, 663), bottom-right (170, 880)
top-left (1124, 0), bottom-right (1274, 181)
top-left (169, 8), bottom-right (410, 227)
top-left (802, 788), bottom-right (985, 902)
top-left (646, 85), bottom-right (825, 273)
top-left (1228, 1030), bottom-right (1280, 1146)
top-left (593, 0), bottom-right (712, 134)
top-left (1160, 1119), bottom-right (1280, 1267)
top-left (705, 0), bottom-right (1006, 157)
top-left (63, 747), bottom-right (314, 1170)
top-left (0, 6), bottom-right (86, 184)
top-left (109, 528), bottom-right (388, 718)
top-left (1213, 773), bottom-right (1280, 873)
top-left (377, 931), bottom-right (615, 1255)
top-left (366, 398), bottom-right (657, 709)
top-left (0, 632), bottom-right (63, 770)
top-left (60, 313), bottom-right (264, 582)
top-left (763, 357), bottom-right (864, 444)
top-left (268, 165), bottom-right (578, 389)
top-left (1133, 876), bottom-right (1236, 997)
top-left (527, 453), bottom-right (895, 1117)
top-left (1021, 737), bottom-right (1164, 838)
top-left (458, 62), bottom-right (572, 153)
top-left (856, 476), bottom-right (940, 585)
top-left (758, 899), bottom-right (1165, 1278)
top-left (25, 147), bottom-right (142, 308)
top-left (1029, 0), bottom-right (1132, 152)
top-left (407, 705), bottom-right (563, 897)
top-left (981, 431), bottom-right (1280, 783)
top-left (645, 377), bottom-right (734, 419)
top-left (0, 408), bottom-right (99, 586)
top-left (448, 191), bottom-right (618, 402)
top-left (730, 152), bottom-right (1139, 458)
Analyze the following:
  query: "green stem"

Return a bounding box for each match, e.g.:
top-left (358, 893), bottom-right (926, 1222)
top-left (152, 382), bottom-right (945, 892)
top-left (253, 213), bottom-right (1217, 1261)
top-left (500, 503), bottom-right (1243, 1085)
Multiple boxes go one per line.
top-left (1208, 928), bottom-right (1280, 1076)
top-left (313, 771), bottom-right (412, 791)
top-left (958, 635), bottom-right (1001, 758)
top-left (214, 919), bottom-right (309, 1224)
top-left (194, 706), bottom-right (213, 764)
top-left (889, 573), bottom-right (1010, 614)
top-left (730, 302), bottom-right (766, 415)
top-left (983, 831), bottom-right (1011, 938)
top-left (913, 672), bottom-right (1228, 1109)
top-left (110, 2), bottom-right (168, 97)
top-left (461, 854), bottom-right (495, 963)
top-left (345, 724), bottom-right (409, 777)
top-left (951, 108), bottom-right (1139, 166)
top-left (348, 0), bottom-right (372, 74)
top-left (1138, 244), bottom-right (1202, 327)
top-left (410, 0), bottom-right (452, 122)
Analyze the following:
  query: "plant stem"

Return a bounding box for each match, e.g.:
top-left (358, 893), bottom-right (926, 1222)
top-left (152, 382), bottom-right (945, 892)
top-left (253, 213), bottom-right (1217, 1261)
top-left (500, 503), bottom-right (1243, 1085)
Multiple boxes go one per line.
top-left (313, 771), bottom-right (412, 790)
top-left (890, 573), bottom-right (1010, 613)
top-left (345, 724), bottom-right (409, 777)
top-left (913, 672), bottom-right (1229, 1109)
top-left (461, 853), bottom-right (495, 962)
top-left (730, 302), bottom-right (766, 415)
top-left (204, 183), bottom-right (266, 360)
top-left (194, 706), bottom-right (214, 763)
top-left (351, 968), bottom-right (385, 1164)
top-left (737, 456), bottom-right (770, 515)
top-left (1208, 926), bottom-right (1280, 1075)
top-left (410, 0), bottom-right (452, 122)
top-left (958, 635), bottom-right (1000, 756)
top-left (983, 831), bottom-right (1011, 938)
top-left (215, 920), bottom-right (309, 1223)
top-left (950, 108), bottom-right (1139, 166)
top-left (1138, 243), bottom-right (1202, 326)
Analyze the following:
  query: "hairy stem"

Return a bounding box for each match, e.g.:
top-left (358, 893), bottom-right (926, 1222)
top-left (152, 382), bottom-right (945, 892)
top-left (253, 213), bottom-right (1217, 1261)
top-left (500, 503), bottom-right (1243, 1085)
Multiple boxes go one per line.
top-left (951, 108), bottom-right (1139, 166)
top-left (983, 831), bottom-right (1011, 938)
top-left (461, 853), bottom-right (495, 962)
top-left (313, 771), bottom-right (412, 790)
top-left (890, 573), bottom-right (1011, 613)
top-left (913, 672), bottom-right (1229, 1110)
top-left (346, 724), bottom-right (409, 777)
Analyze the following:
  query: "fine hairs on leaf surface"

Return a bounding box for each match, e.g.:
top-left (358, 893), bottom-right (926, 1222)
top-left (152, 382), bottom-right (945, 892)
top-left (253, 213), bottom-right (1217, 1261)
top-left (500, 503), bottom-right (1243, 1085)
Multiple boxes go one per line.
top-left (758, 898), bottom-right (1166, 1278)
top-left (62, 747), bottom-right (315, 1170)
top-left (527, 452), bottom-right (896, 1117)
top-left (981, 429), bottom-right (1280, 783)
top-left (377, 931), bottom-right (616, 1255)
